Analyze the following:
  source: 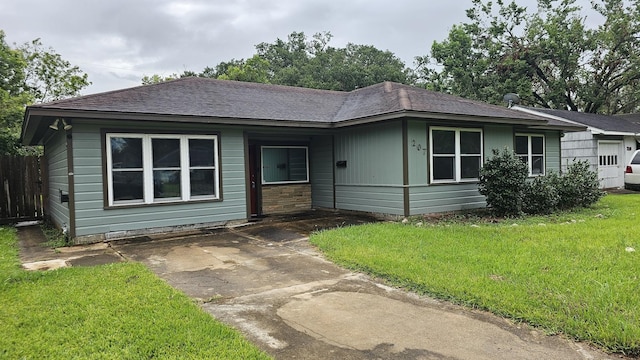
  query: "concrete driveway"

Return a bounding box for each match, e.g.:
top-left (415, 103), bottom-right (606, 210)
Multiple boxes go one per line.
top-left (111, 211), bottom-right (615, 360)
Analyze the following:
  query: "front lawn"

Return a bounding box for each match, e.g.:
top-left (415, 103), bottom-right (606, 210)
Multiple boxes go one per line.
top-left (0, 227), bottom-right (270, 359)
top-left (311, 194), bottom-right (640, 356)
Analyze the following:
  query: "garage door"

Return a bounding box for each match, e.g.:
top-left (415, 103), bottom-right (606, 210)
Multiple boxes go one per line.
top-left (598, 141), bottom-right (623, 189)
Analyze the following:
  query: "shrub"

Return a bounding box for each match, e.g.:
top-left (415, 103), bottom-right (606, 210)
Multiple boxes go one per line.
top-left (522, 172), bottom-right (560, 214)
top-left (479, 151), bottom-right (603, 216)
top-left (478, 148), bottom-right (529, 216)
top-left (557, 160), bottom-right (604, 209)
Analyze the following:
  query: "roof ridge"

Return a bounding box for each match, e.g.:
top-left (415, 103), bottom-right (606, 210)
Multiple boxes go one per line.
top-left (398, 87), bottom-right (411, 110)
top-left (197, 77), bottom-right (348, 95)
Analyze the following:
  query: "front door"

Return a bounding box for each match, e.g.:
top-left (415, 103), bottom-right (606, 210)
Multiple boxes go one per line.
top-left (248, 144), bottom-right (259, 216)
top-left (598, 141), bottom-right (623, 189)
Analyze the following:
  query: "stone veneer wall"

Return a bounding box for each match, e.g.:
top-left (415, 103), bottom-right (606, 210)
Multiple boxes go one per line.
top-left (261, 184), bottom-right (312, 214)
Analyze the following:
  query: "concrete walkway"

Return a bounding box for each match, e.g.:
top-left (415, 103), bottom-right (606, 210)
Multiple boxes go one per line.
top-left (17, 214), bottom-right (618, 359)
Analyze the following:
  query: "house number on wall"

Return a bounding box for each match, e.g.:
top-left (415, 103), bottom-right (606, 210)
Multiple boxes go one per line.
top-left (411, 139), bottom-right (426, 155)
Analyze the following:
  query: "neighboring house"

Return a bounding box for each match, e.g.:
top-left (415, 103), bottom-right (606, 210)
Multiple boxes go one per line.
top-left (513, 107), bottom-right (640, 189)
top-left (21, 78), bottom-right (582, 243)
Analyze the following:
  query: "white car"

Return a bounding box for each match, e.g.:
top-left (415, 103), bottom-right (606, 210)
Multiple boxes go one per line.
top-left (625, 150), bottom-right (640, 190)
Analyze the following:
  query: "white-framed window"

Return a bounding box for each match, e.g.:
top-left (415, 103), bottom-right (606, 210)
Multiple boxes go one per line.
top-left (261, 146), bottom-right (309, 184)
top-left (430, 127), bottom-right (483, 183)
top-left (106, 133), bottom-right (219, 206)
top-left (515, 134), bottom-right (545, 176)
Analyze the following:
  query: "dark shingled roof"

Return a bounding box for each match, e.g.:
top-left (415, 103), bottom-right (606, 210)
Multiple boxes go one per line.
top-left (24, 78), bottom-right (586, 146)
top-left (29, 77), bottom-right (550, 123)
top-left (523, 107), bottom-right (640, 134)
top-left (617, 113), bottom-right (640, 127)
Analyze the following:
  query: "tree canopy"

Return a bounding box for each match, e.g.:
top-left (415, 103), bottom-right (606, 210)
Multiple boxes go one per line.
top-left (142, 31), bottom-right (413, 91)
top-left (0, 30), bottom-right (90, 154)
top-left (418, 0), bottom-right (640, 114)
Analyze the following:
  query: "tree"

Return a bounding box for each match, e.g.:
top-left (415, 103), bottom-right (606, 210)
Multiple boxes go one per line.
top-left (0, 30), bottom-right (90, 154)
top-left (420, 0), bottom-right (640, 114)
top-left (217, 55), bottom-right (270, 83)
top-left (19, 38), bottom-right (90, 103)
top-left (144, 31), bottom-right (413, 92)
top-left (581, 0), bottom-right (640, 114)
top-left (141, 73), bottom-right (180, 85)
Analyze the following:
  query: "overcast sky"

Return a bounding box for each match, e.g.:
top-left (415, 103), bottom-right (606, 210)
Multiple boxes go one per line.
top-left (1, 0), bottom-right (597, 95)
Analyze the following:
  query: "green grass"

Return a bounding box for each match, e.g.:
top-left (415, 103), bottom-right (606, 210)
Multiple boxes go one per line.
top-left (0, 227), bottom-right (270, 359)
top-left (311, 194), bottom-right (640, 356)
top-left (40, 221), bottom-right (71, 248)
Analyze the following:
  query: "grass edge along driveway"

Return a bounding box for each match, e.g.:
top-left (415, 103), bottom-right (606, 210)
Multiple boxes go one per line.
top-left (0, 228), bottom-right (271, 360)
top-left (311, 194), bottom-right (640, 357)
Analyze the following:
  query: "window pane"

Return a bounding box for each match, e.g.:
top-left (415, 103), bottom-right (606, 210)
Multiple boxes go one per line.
top-left (153, 138), bottom-right (180, 168)
top-left (515, 136), bottom-right (528, 155)
top-left (189, 139), bottom-right (215, 167)
top-left (112, 171), bottom-right (143, 201)
top-left (432, 130), bottom-right (455, 154)
top-left (461, 156), bottom-right (481, 179)
top-left (531, 136), bottom-right (544, 155)
top-left (519, 155), bottom-right (528, 165)
top-left (190, 169), bottom-right (215, 196)
top-left (532, 156), bottom-right (544, 175)
top-left (111, 137), bottom-right (142, 169)
top-left (288, 148), bottom-right (308, 181)
top-left (154, 170), bottom-right (181, 198)
top-left (460, 131), bottom-right (481, 154)
top-left (433, 156), bottom-right (455, 180)
top-left (262, 147), bottom-right (308, 183)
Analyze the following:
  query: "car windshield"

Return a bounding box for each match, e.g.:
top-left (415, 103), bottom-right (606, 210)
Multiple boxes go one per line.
top-left (632, 151), bottom-right (640, 164)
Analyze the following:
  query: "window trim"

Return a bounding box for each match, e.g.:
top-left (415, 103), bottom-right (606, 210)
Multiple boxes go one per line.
top-left (105, 133), bottom-right (220, 207)
top-left (515, 133), bottom-right (545, 176)
top-left (260, 145), bottom-right (310, 185)
top-left (429, 127), bottom-right (483, 184)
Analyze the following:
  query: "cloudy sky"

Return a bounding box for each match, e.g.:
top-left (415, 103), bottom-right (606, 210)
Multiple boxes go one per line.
top-left (1, 0), bottom-right (597, 95)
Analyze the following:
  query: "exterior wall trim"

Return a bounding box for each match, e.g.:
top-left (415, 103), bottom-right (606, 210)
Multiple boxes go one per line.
top-left (66, 130), bottom-right (76, 239)
top-left (402, 119), bottom-right (410, 217)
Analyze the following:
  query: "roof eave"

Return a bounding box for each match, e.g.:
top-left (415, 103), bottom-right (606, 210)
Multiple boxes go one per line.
top-left (332, 110), bottom-right (549, 128)
top-left (23, 107), bottom-right (560, 145)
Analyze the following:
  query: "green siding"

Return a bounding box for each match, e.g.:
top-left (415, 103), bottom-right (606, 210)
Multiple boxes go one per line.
top-left (334, 122), bottom-right (403, 185)
top-left (484, 125), bottom-right (514, 157)
top-left (409, 184), bottom-right (485, 215)
top-left (407, 120), bottom-right (428, 186)
top-left (44, 132), bottom-right (69, 228)
top-left (545, 131), bottom-right (561, 172)
top-left (63, 117), bottom-right (567, 237)
top-left (333, 122), bottom-right (404, 214)
top-left (310, 135), bottom-right (334, 208)
top-left (71, 120), bottom-right (247, 238)
top-left (335, 185), bottom-right (405, 215)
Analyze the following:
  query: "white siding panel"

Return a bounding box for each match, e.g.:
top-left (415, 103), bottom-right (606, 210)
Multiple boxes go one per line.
top-left (561, 131), bottom-right (597, 172)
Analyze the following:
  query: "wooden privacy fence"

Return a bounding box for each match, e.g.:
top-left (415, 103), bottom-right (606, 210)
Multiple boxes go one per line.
top-left (0, 155), bottom-right (45, 224)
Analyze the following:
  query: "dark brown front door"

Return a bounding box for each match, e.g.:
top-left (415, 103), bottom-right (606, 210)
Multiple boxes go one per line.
top-left (248, 144), bottom-right (259, 216)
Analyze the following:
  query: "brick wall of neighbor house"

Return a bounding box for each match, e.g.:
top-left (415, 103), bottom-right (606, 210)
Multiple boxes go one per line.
top-left (262, 184), bottom-right (312, 214)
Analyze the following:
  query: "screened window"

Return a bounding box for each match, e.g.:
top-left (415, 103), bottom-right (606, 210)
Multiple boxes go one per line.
top-left (430, 127), bottom-right (483, 183)
top-left (515, 134), bottom-right (545, 176)
top-left (106, 133), bottom-right (219, 206)
top-left (261, 146), bottom-right (309, 184)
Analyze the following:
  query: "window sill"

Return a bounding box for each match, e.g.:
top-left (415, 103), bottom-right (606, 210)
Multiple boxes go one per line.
top-left (105, 197), bottom-right (221, 210)
top-left (429, 180), bottom-right (479, 185)
top-left (262, 182), bottom-right (310, 186)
